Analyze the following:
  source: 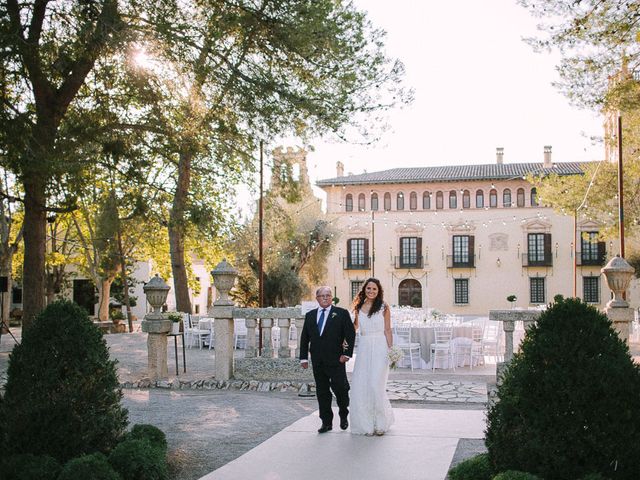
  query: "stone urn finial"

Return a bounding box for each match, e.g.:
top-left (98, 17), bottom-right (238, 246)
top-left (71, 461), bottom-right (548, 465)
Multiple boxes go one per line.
top-left (143, 274), bottom-right (170, 314)
top-left (211, 259), bottom-right (238, 305)
top-left (601, 255), bottom-right (635, 308)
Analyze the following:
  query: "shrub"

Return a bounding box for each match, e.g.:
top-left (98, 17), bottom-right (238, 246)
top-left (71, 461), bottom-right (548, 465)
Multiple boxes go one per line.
top-left (126, 424), bottom-right (168, 452)
top-left (448, 453), bottom-right (492, 480)
top-left (58, 453), bottom-right (120, 480)
top-left (0, 300), bottom-right (128, 463)
top-left (0, 453), bottom-right (61, 480)
top-left (109, 438), bottom-right (168, 480)
top-left (492, 472), bottom-right (541, 480)
top-left (486, 297), bottom-right (640, 479)
top-left (580, 475), bottom-right (611, 480)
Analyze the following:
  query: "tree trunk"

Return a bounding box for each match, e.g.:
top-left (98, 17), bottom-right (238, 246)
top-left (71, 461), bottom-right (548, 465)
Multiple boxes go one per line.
top-left (116, 228), bottom-right (134, 332)
top-left (22, 176), bottom-right (47, 327)
top-left (97, 278), bottom-right (114, 321)
top-left (169, 149), bottom-right (192, 313)
top-left (0, 265), bottom-right (12, 333)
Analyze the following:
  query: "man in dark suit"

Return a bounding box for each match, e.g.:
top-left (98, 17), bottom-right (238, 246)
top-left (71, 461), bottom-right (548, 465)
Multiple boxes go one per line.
top-left (300, 286), bottom-right (356, 433)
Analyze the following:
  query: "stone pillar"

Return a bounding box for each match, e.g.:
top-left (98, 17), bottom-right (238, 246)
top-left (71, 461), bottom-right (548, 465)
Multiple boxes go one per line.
top-left (262, 318), bottom-right (273, 358)
top-left (278, 318), bottom-right (292, 358)
top-left (245, 318), bottom-right (257, 358)
top-left (602, 255), bottom-right (635, 343)
top-left (211, 259), bottom-right (238, 381)
top-left (141, 275), bottom-right (171, 381)
top-left (294, 317), bottom-right (305, 358)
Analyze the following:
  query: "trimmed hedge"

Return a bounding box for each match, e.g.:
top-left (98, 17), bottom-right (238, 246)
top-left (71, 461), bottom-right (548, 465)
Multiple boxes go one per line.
top-left (486, 297), bottom-right (640, 479)
top-left (492, 472), bottom-right (541, 480)
top-left (0, 300), bottom-right (128, 463)
top-left (58, 453), bottom-right (120, 480)
top-left (0, 453), bottom-right (61, 480)
top-left (109, 438), bottom-right (168, 480)
top-left (126, 424), bottom-right (168, 452)
top-left (448, 453), bottom-right (492, 480)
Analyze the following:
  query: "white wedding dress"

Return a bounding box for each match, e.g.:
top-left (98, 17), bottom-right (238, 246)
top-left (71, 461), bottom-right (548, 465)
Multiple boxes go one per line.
top-left (350, 307), bottom-right (394, 435)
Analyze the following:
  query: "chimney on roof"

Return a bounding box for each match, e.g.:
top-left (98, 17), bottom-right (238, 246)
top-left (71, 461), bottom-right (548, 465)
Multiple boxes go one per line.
top-left (336, 161), bottom-right (344, 177)
top-left (543, 145), bottom-right (552, 168)
top-left (496, 147), bottom-right (504, 165)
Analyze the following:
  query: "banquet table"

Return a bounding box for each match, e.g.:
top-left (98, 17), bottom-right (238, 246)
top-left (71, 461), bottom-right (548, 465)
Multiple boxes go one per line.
top-left (407, 324), bottom-right (476, 369)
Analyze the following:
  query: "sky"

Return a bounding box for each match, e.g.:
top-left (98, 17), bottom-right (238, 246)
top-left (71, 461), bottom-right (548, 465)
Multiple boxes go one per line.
top-left (244, 0), bottom-right (605, 212)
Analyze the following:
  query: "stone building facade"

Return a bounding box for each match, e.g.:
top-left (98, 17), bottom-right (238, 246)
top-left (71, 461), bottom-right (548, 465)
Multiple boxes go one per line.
top-left (317, 147), bottom-right (639, 316)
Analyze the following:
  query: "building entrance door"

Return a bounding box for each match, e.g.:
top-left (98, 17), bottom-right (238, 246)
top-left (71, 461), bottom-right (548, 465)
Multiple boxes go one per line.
top-left (398, 279), bottom-right (422, 308)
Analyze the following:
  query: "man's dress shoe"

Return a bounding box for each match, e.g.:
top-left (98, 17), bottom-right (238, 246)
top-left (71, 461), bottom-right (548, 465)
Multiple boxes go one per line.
top-left (340, 419), bottom-right (349, 430)
top-left (317, 424), bottom-right (332, 433)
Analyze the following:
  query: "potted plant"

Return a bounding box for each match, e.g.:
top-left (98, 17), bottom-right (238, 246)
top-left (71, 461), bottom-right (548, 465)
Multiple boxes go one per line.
top-left (167, 313), bottom-right (182, 334)
top-left (110, 309), bottom-right (125, 325)
top-left (507, 294), bottom-right (517, 309)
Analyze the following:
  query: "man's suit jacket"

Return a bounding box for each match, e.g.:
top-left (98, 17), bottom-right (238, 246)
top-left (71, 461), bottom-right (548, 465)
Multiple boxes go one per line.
top-left (299, 305), bottom-right (356, 367)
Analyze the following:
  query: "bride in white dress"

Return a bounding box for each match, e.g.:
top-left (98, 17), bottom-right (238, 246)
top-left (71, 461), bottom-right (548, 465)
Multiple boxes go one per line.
top-left (350, 278), bottom-right (395, 436)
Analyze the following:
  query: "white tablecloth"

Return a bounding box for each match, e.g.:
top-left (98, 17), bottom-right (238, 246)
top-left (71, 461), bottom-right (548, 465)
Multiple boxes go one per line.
top-left (407, 325), bottom-right (476, 369)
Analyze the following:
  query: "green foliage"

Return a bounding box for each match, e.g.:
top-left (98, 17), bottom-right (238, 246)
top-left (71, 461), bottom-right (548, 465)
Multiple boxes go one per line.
top-left (231, 163), bottom-right (337, 306)
top-left (580, 474), bottom-right (611, 480)
top-left (125, 424), bottom-right (168, 452)
top-left (519, 0), bottom-right (639, 110)
top-left (448, 453), bottom-right (492, 480)
top-left (109, 438), bottom-right (168, 480)
top-left (486, 297), bottom-right (640, 479)
top-left (492, 472), bottom-right (541, 480)
top-left (0, 300), bottom-right (128, 463)
top-left (0, 454), bottom-right (61, 480)
top-left (58, 453), bottom-right (120, 480)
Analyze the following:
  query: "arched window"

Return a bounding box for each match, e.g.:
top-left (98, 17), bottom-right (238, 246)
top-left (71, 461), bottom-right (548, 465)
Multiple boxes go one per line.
top-left (489, 189), bottom-right (498, 208)
top-left (358, 193), bottom-right (366, 212)
top-left (503, 189), bottom-right (512, 208)
top-left (409, 191), bottom-right (417, 210)
top-left (462, 190), bottom-right (470, 209)
top-left (530, 187), bottom-right (538, 207)
top-left (436, 191), bottom-right (444, 210)
top-left (398, 279), bottom-right (422, 308)
top-left (345, 194), bottom-right (353, 212)
top-left (397, 192), bottom-right (404, 210)
top-left (517, 188), bottom-right (525, 207)
top-left (384, 192), bottom-right (391, 211)
top-left (423, 191), bottom-right (431, 209)
top-left (476, 190), bottom-right (484, 208)
top-left (449, 190), bottom-right (457, 209)
top-left (371, 193), bottom-right (379, 211)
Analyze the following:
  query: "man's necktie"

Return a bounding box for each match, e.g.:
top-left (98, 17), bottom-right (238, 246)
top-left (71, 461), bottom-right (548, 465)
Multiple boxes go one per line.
top-left (318, 308), bottom-right (326, 334)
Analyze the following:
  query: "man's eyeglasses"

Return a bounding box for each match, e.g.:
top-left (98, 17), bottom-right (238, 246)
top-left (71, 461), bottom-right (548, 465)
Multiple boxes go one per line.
top-left (316, 294), bottom-right (332, 298)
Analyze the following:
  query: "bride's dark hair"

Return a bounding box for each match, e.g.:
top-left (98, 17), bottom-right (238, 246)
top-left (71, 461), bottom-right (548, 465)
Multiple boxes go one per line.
top-left (352, 278), bottom-right (384, 317)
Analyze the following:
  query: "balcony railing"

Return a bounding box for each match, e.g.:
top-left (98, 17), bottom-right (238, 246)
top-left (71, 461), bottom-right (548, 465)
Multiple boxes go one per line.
top-left (342, 257), bottom-right (371, 270)
top-left (446, 254), bottom-right (475, 268)
top-left (394, 255), bottom-right (424, 269)
top-left (522, 252), bottom-right (553, 267)
top-left (576, 251), bottom-right (606, 266)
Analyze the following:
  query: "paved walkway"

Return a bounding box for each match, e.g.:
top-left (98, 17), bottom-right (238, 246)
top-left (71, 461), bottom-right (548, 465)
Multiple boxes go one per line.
top-left (201, 407), bottom-right (486, 480)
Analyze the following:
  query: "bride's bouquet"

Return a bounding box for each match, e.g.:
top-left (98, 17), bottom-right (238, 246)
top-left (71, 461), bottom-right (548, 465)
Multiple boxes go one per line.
top-left (388, 345), bottom-right (403, 369)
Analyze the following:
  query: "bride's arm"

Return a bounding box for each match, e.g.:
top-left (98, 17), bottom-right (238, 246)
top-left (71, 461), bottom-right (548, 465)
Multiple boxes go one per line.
top-left (383, 304), bottom-right (392, 348)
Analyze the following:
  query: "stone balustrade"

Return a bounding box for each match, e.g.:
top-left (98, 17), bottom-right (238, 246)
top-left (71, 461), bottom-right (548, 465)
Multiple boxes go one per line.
top-left (232, 307), bottom-right (304, 359)
top-left (489, 309), bottom-right (541, 366)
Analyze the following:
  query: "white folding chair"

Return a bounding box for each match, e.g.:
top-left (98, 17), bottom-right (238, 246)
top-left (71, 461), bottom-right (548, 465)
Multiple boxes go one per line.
top-left (189, 317), bottom-right (212, 350)
top-left (456, 325), bottom-right (484, 369)
top-left (393, 325), bottom-right (421, 371)
top-left (181, 312), bottom-right (193, 347)
top-left (482, 323), bottom-right (502, 362)
top-left (430, 325), bottom-right (454, 371)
